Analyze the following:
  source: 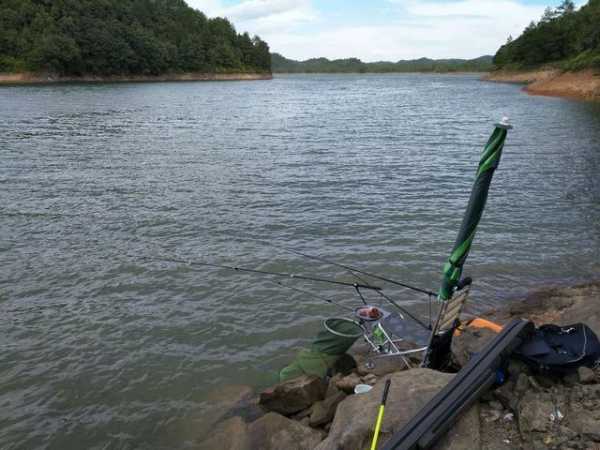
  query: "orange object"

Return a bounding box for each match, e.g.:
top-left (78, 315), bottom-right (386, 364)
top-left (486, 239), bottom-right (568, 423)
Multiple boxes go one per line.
top-left (454, 317), bottom-right (503, 336)
top-left (468, 318), bottom-right (503, 333)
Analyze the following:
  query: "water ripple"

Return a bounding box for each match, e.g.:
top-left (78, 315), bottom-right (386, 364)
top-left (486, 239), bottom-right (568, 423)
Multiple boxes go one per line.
top-left (1, 74), bottom-right (600, 449)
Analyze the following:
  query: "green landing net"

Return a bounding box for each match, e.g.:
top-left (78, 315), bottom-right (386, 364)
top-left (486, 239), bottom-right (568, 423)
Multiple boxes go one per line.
top-left (279, 318), bottom-right (364, 381)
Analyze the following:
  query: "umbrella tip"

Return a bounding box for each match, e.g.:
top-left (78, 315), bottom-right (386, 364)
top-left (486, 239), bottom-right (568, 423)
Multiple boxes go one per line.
top-left (496, 117), bottom-right (513, 130)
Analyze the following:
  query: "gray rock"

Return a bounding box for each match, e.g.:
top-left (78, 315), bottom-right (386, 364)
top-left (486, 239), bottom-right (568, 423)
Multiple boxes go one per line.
top-left (315, 369), bottom-right (480, 450)
top-left (259, 375), bottom-right (326, 416)
top-left (177, 384), bottom-right (255, 443)
top-left (481, 408), bottom-right (502, 423)
top-left (578, 366), bottom-right (597, 384)
top-left (356, 355), bottom-right (410, 377)
top-left (435, 403), bottom-right (481, 450)
top-left (488, 400), bottom-right (503, 412)
top-left (517, 391), bottom-right (555, 435)
top-left (197, 416), bottom-right (251, 450)
top-left (310, 391), bottom-right (346, 427)
top-left (514, 373), bottom-right (530, 394)
top-left (527, 376), bottom-right (543, 392)
top-left (249, 412), bottom-right (325, 450)
top-left (559, 425), bottom-right (578, 439)
top-left (220, 395), bottom-right (266, 424)
top-left (299, 416), bottom-right (310, 427)
top-left (362, 373), bottom-right (378, 385)
top-left (335, 373), bottom-right (362, 394)
top-left (325, 375), bottom-right (343, 398)
top-left (506, 358), bottom-right (531, 377)
top-left (451, 327), bottom-right (497, 368)
top-left (350, 340), bottom-right (411, 377)
top-left (291, 406), bottom-right (313, 421)
top-left (568, 408), bottom-right (600, 441)
top-left (493, 381), bottom-right (519, 412)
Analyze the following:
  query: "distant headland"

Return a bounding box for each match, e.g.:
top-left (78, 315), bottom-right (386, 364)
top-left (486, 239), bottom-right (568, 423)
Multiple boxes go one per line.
top-left (271, 54), bottom-right (494, 74)
top-left (486, 0), bottom-right (600, 101)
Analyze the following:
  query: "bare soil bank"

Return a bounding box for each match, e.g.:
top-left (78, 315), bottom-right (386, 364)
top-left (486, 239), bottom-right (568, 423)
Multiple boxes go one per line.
top-left (0, 71), bottom-right (272, 85)
top-left (484, 69), bottom-right (600, 101)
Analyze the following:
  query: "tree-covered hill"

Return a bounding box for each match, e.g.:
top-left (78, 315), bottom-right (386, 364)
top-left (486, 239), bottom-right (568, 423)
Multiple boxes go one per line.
top-left (271, 53), bottom-right (493, 73)
top-left (0, 0), bottom-right (271, 76)
top-left (494, 0), bottom-right (600, 70)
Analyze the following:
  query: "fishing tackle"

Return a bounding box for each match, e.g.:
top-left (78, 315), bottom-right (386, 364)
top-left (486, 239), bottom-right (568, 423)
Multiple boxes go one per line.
top-left (159, 257), bottom-right (382, 290)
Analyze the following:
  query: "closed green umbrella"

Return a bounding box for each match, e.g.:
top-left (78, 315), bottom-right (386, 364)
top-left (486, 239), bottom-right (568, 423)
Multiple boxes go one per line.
top-left (438, 118), bottom-right (512, 301)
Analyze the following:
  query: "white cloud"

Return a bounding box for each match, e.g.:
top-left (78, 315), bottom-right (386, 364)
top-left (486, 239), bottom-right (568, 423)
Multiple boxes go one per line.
top-left (399, 0), bottom-right (542, 19)
top-left (185, 0), bottom-right (548, 61)
top-left (186, 0), bottom-right (317, 34)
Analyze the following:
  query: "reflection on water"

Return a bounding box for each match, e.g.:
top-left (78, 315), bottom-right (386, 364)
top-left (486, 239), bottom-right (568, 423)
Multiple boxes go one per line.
top-left (1, 74), bottom-right (599, 449)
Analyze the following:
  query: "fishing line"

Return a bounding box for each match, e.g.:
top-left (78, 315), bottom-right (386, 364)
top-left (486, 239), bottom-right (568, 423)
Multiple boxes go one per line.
top-left (257, 242), bottom-right (431, 329)
top-left (271, 281), bottom-right (355, 313)
top-left (158, 256), bottom-right (382, 291)
top-left (354, 286), bottom-right (368, 306)
top-left (259, 241), bottom-right (437, 297)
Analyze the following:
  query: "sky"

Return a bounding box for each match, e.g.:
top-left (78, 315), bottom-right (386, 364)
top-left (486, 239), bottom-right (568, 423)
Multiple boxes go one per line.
top-left (186, 0), bottom-right (584, 61)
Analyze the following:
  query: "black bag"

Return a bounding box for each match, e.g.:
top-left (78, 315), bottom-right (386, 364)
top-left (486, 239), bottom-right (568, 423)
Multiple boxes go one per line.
top-left (515, 323), bottom-right (600, 374)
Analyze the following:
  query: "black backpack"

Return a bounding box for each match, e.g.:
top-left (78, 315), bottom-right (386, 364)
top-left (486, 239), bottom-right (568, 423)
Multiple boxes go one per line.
top-left (514, 323), bottom-right (600, 374)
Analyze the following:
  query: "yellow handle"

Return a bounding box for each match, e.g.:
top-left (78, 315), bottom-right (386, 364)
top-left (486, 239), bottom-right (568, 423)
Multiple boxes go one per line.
top-left (370, 405), bottom-right (386, 450)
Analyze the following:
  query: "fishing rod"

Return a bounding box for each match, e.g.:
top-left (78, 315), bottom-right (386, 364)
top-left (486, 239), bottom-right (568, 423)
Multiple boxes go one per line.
top-left (375, 290), bottom-right (430, 330)
top-left (259, 242), bottom-right (431, 329)
top-left (159, 257), bottom-right (382, 291)
top-left (271, 281), bottom-right (355, 313)
top-left (259, 241), bottom-right (437, 297)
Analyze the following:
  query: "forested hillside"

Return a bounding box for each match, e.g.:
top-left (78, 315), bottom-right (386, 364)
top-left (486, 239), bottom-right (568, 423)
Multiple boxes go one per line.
top-left (271, 54), bottom-right (493, 73)
top-left (0, 0), bottom-right (271, 75)
top-left (494, 0), bottom-right (600, 70)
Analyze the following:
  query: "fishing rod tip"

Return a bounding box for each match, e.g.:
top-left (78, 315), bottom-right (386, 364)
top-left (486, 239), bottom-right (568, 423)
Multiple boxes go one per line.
top-left (496, 117), bottom-right (513, 130)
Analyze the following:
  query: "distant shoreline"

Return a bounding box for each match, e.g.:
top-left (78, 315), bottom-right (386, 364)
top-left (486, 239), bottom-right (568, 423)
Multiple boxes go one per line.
top-left (0, 72), bottom-right (272, 85)
top-left (273, 71), bottom-right (486, 75)
top-left (483, 69), bottom-right (600, 102)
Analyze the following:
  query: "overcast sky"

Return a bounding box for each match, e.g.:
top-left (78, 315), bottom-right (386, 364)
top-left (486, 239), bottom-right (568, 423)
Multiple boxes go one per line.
top-left (186, 0), bottom-right (582, 61)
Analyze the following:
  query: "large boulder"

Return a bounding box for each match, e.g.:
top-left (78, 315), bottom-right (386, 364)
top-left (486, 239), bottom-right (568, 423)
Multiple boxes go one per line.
top-left (335, 373), bottom-right (362, 394)
top-left (167, 384), bottom-right (257, 444)
top-left (310, 390), bottom-right (347, 427)
top-left (436, 403), bottom-right (481, 450)
top-left (568, 384), bottom-right (600, 442)
top-left (451, 327), bottom-right (497, 368)
top-left (259, 375), bottom-right (326, 416)
top-left (350, 341), bottom-right (412, 377)
top-left (517, 391), bottom-right (557, 434)
top-left (315, 368), bottom-right (480, 450)
top-left (569, 409), bottom-right (600, 442)
top-left (248, 412), bottom-right (325, 450)
top-left (577, 366), bottom-right (597, 384)
top-left (197, 416), bottom-right (251, 450)
top-left (486, 282), bottom-right (600, 333)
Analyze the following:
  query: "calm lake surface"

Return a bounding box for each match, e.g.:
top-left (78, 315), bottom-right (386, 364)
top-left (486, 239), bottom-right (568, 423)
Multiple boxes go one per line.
top-left (1, 73), bottom-right (600, 449)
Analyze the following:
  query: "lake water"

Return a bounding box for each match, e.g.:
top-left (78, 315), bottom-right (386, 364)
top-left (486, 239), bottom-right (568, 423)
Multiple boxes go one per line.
top-left (1, 74), bottom-right (599, 449)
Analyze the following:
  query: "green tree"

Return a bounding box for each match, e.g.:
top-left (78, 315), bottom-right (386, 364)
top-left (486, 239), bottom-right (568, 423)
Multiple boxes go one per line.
top-left (0, 0), bottom-right (271, 75)
top-left (493, 0), bottom-right (600, 71)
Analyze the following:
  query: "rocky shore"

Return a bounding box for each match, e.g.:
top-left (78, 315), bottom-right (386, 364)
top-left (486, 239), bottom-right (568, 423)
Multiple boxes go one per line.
top-left (0, 72), bottom-right (272, 85)
top-left (197, 282), bottom-right (600, 450)
top-left (483, 69), bottom-right (600, 102)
